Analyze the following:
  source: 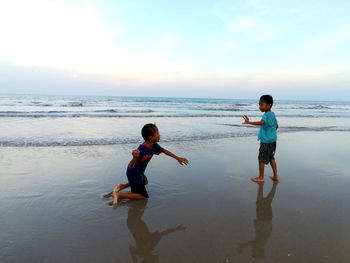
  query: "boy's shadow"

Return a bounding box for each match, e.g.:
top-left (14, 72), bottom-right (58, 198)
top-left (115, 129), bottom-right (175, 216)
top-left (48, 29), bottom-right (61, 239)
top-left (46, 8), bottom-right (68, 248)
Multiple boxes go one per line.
top-left (122, 200), bottom-right (186, 263)
top-left (238, 181), bottom-right (278, 259)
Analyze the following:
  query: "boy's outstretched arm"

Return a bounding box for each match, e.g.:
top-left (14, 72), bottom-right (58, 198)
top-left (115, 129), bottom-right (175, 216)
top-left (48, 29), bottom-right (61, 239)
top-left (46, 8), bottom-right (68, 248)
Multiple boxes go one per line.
top-left (242, 115), bottom-right (264, 126)
top-left (163, 149), bottom-right (189, 165)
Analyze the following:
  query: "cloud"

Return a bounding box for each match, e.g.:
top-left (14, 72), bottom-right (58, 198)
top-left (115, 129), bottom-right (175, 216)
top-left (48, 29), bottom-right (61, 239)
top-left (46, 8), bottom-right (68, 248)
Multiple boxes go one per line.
top-left (230, 16), bottom-right (278, 42)
top-left (168, 63), bottom-right (349, 90)
top-left (236, 64), bottom-right (348, 83)
top-left (299, 26), bottom-right (350, 54)
top-left (231, 17), bottom-right (255, 32)
top-left (0, 0), bottom-right (194, 86)
top-left (212, 8), bottom-right (229, 23)
top-left (0, 0), bottom-right (117, 68)
top-left (214, 40), bottom-right (237, 54)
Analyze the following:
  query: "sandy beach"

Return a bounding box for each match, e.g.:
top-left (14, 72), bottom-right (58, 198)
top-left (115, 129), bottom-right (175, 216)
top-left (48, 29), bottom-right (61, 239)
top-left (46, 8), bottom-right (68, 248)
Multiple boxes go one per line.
top-left (1, 131), bottom-right (350, 262)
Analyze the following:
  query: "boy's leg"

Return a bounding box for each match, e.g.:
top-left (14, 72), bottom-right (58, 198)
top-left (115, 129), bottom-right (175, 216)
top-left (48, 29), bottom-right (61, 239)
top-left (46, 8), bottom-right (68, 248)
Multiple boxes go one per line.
top-left (253, 143), bottom-right (266, 182)
top-left (112, 192), bottom-right (146, 205)
top-left (259, 162), bottom-right (265, 178)
top-left (111, 183), bottom-right (148, 205)
top-left (103, 183), bottom-right (130, 198)
top-left (114, 183), bottom-right (130, 192)
top-left (269, 160), bottom-right (279, 181)
top-left (112, 183), bottom-right (130, 200)
top-left (252, 162), bottom-right (265, 182)
top-left (102, 191), bottom-right (113, 198)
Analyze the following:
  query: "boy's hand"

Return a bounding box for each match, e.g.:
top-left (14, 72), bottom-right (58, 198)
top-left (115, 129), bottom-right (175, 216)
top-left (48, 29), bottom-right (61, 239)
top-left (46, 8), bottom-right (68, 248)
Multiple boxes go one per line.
top-left (132, 149), bottom-right (139, 158)
top-left (242, 115), bottom-right (250, 124)
top-left (177, 157), bottom-right (189, 166)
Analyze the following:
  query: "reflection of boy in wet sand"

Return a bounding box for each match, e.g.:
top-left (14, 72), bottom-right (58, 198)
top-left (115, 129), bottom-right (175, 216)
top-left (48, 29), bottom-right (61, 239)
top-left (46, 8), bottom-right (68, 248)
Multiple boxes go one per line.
top-left (126, 200), bottom-right (186, 263)
top-left (239, 182), bottom-right (278, 259)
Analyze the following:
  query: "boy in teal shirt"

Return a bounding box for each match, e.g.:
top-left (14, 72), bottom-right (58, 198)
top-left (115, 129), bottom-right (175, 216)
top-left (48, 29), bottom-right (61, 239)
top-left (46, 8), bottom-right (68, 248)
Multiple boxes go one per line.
top-left (243, 95), bottom-right (279, 182)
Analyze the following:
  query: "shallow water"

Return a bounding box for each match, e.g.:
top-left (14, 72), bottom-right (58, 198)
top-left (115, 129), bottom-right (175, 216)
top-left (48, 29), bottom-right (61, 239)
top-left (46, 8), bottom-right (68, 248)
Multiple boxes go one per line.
top-left (1, 132), bottom-right (350, 262)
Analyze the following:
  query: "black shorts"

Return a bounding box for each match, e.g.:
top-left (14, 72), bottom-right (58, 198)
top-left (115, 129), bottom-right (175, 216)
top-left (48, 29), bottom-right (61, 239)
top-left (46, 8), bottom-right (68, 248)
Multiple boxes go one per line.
top-left (259, 142), bottom-right (276, 164)
top-left (130, 184), bottom-right (149, 198)
top-left (130, 175), bottom-right (149, 198)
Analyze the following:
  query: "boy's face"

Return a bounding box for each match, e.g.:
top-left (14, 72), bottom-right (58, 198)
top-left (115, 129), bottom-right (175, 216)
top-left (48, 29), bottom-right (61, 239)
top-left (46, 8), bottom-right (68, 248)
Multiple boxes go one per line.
top-left (149, 128), bottom-right (160, 142)
top-left (259, 100), bottom-right (272, 112)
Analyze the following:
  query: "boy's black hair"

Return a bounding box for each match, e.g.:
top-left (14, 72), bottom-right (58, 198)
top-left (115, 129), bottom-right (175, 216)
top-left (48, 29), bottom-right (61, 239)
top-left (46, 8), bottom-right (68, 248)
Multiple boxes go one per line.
top-left (260, 95), bottom-right (273, 106)
top-left (141, 123), bottom-right (157, 141)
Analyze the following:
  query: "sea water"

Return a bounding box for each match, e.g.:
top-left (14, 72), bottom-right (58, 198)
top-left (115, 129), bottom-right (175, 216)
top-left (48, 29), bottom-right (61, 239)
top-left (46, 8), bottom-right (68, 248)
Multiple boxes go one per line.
top-left (0, 94), bottom-right (349, 147)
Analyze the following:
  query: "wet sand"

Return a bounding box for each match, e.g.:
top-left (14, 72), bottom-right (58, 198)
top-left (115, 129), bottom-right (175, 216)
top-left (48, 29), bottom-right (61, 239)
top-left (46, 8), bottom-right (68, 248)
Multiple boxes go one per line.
top-left (1, 131), bottom-right (350, 262)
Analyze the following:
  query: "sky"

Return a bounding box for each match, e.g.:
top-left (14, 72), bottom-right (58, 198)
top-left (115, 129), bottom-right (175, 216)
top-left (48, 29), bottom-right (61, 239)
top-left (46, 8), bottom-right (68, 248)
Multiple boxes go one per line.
top-left (0, 0), bottom-right (350, 100)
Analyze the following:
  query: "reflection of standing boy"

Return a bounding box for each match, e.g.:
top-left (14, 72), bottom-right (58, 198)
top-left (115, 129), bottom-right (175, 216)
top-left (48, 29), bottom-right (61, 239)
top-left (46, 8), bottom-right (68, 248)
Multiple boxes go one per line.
top-left (239, 181), bottom-right (278, 259)
top-left (243, 95), bottom-right (279, 182)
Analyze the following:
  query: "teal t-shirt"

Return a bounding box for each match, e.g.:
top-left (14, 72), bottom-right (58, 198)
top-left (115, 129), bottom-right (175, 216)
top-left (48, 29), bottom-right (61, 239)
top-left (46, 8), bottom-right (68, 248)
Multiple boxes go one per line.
top-left (258, 112), bottom-right (278, 143)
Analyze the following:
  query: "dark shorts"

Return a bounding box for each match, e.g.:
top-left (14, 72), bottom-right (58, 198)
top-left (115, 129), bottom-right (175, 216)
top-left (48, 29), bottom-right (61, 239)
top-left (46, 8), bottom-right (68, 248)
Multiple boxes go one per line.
top-left (259, 142), bottom-right (276, 164)
top-left (129, 175), bottom-right (149, 198)
top-left (130, 184), bottom-right (149, 198)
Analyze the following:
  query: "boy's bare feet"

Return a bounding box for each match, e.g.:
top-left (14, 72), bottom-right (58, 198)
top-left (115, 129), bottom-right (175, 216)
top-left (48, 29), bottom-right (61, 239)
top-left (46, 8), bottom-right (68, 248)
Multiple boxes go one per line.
top-left (108, 195), bottom-right (119, 206)
top-left (269, 176), bottom-right (280, 182)
top-left (251, 177), bottom-right (264, 183)
top-left (102, 192), bottom-right (113, 199)
top-left (107, 199), bottom-right (119, 206)
top-left (115, 184), bottom-right (123, 193)
top-left (102, 184), bottom-right (125, 199)
top-left (112, 198), bottom-right (119, 206)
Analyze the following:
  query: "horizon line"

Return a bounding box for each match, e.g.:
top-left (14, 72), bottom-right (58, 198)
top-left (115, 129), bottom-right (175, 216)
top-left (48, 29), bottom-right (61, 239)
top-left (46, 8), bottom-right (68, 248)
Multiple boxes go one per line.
top-left (1, 92), bottom-right (350, 103)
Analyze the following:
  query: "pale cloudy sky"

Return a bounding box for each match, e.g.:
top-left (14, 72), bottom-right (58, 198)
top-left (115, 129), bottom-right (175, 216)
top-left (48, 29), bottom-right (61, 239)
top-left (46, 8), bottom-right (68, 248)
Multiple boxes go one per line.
top-left (0, 0), bottom-right (349, 100)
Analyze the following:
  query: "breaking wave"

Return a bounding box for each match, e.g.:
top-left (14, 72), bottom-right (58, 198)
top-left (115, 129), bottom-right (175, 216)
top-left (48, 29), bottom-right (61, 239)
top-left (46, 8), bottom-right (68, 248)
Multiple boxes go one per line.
top-left (2, 126), bottom-right (349, 147)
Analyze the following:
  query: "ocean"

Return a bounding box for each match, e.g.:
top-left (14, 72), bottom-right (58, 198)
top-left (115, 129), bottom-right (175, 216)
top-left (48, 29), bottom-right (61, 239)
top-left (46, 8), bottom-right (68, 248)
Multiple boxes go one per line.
top-left (1, 94), bottom-right (349, 147)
